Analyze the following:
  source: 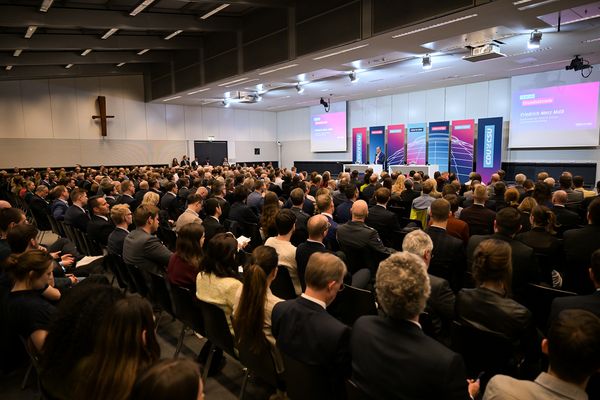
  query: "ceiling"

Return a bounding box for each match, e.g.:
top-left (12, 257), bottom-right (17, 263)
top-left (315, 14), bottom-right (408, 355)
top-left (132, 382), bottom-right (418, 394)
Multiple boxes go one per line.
top-left (2, 0), bottom-right (600, 112)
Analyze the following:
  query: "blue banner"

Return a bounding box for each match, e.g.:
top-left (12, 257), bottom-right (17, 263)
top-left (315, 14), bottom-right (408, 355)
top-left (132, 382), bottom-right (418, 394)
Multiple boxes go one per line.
top-left (369, 126), bottom-right (386, 165)
top-left (476, 117), bottom-right (503, 184)
top-left (427, 121), bottom-right (450, 171)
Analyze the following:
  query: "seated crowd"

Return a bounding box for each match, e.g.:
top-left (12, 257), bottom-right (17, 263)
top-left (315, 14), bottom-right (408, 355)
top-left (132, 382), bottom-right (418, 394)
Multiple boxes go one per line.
top-left (1, 161), bottom-right (600, 399)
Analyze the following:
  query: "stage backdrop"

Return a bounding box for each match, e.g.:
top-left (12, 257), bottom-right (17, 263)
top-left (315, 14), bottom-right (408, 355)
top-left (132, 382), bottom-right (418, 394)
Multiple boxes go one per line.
top-left (368, 125), bottom-right (385, 164)
top-left (352, 127), bottom-right (368, 163)
top-left (406, 123), bottom-right (427, 165)
top-left (450, 119), bottom-right (475, 184)
top-left (476, 117), bottom-right (503, 184)
top-left (387, 124), bottom-right (405, 165)
top-left (427, 121), bottom-right (450, 171)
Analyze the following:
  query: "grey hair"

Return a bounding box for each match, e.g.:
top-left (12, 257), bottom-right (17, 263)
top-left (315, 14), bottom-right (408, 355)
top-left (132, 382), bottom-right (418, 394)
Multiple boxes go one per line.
top-left (515, 173), bottom-right (526, 184)
top-left (376, 252), bottom-right (431, 320)
top-left (402, 229), bottom-right (433, 259)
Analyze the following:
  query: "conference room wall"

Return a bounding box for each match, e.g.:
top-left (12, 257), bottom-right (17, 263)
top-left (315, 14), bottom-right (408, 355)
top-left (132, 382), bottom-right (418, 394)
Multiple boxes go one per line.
top-left (0, 75), bottom-right (277, 168)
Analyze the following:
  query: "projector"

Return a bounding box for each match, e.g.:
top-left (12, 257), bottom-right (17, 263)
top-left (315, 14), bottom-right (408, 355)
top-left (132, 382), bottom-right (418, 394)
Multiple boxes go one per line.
top-left (462, 43), bottom-right (506, 62)
top-left (565, 56), bottom-right (591, 72)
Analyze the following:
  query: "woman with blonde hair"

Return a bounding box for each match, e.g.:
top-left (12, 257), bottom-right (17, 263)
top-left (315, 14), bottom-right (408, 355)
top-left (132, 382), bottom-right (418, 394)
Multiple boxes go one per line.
top-left (425, 177), bottom-right (442, 198)
top-left (517, 196), bottom-right (537, 233)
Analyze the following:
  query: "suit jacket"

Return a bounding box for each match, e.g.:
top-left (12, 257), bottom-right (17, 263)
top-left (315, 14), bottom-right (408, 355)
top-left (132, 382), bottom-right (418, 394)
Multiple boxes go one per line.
top-left (552, 205), bottom-right (581, 230)
top-left (229, 202), bottom-right (259, 225)
top-left (446, 215), bottom-right (470, 245)
top-left (334, 200), bottom-right (353, 224)
top-left (64, 205), bottom-right (90, 232)
top-left (117, 193), bottom-right (138, 211)
top-left (563, 188), bottom-right (584, 204)
top-left (123, 228), bottom-right (172, 275)
top-left (459, 204), bottom-right (496, 236)
top-left (483, 372), bottom-right (588, 400)
top-left (51, 199), bottom-right (69, 221)
top-left (516, 227), bottom-right (562, 279)
top-left (107, 227), bottom-right (128, 256)
top-left (212, 196), bottom-right (230, 223)
top-left (365, 204), bottom-right (403, 249)
top-left (562, 225), bottom-right (600, 294)
top-left (87, 215), bottom-right (114, 246)
top-left (549, 290), bottom-right (600, 321)
top-left (467, 233), bottom-right (538, 302)
top-left (427, 274), bottom-right (456, 342)
top-left (427, 226), bottom-right (466, 290)
top-left (160, 192), bottom-right (181, 221)
top-left (290, 206), bottom-right (310, 247)
top-left (272, 296), bottom-right (351, 395)
top-left (29, 195), bottom-right (51, 231)
top-left (400, 189), bottom-right (420, 207)
top-left (295, 241), bottom-right (329, 290)
top-left (373, 152), bottom-right (386, 165)
top-left (336, 220), bottom-right (395, 271)
top-left (174, 209), bottom-right (202, 232)
top-left (322, 213), bottom-right (339, 251)
top-left (360, 184), bottom-right (380, 203)
top-left (202, 216), bottom-right (226, 246)
top-left (352, 316), bottom-right (469, 400)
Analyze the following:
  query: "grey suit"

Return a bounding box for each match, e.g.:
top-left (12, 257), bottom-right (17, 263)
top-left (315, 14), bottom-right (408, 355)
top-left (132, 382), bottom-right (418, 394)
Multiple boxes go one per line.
top-left (123, 228), bottom-right (172, 275)
top-left (483, 372), bottom-right (587, 400)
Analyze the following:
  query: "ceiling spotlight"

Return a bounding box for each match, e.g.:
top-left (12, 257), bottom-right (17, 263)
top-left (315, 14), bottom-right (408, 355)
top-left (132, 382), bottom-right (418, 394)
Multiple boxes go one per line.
top-left (40, 0), bottom-right (54, 12)
top-left (65, 64), bottom-right (74, 69)
top-left (5, 65), bottom-right (13, 71)
top-left (101, 28), bottom-right (119, 40)
top-left (130, 0), bottom-right (155, 16)
top-left (222, 99), bottom-right (231, 107)
top-left (349, 71), bottom-right (359, 83)
top-left (422, 55), bottom-right (432, 70)
top-left (13, 49), bottom-right (22, 57)
top-left (24, 26), bottom-right (37, 39)
top-left (81, 49), bottom-right (92, 56)
top-left (528, 30), bottom-right (542, 49)
top-left (137, 49), bottom-right (150, 55)
top-left (116, 62), bottom-right (126, 67)
top-left (164, 30), bottom-right (183, 40)
top-left (200, 4), bottom-right (230, 20)
top-left (296, 83), bottom-right (305, 94)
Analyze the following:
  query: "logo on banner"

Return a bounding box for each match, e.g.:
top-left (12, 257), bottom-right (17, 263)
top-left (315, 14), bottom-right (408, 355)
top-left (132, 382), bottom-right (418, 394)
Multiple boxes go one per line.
top-left (484, 125), bottom-right (495, 168)
top-left (356, 134), bottom-right (363, 163)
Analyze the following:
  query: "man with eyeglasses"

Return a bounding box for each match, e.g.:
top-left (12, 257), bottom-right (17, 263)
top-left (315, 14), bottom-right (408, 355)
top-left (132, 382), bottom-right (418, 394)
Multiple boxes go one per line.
top-left (107, 204), bottom-right (133, 257)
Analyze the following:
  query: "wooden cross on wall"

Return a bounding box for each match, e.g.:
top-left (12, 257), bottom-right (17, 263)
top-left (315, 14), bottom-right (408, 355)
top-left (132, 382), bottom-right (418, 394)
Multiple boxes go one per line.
top-left (92, 96), bottom-right (114, 137)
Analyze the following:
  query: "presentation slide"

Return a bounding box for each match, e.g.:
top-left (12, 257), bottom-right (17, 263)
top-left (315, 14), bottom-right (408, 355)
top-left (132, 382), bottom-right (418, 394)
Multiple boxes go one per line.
top-left (509, 81), bottom-right (600, 148)
top-left (310, 102), bottom-right (347, 152)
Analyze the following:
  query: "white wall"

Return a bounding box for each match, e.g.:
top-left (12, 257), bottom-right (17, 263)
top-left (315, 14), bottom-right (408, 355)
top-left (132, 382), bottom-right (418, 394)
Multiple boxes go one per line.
top-left (0, 75), bottom-right (277, 167)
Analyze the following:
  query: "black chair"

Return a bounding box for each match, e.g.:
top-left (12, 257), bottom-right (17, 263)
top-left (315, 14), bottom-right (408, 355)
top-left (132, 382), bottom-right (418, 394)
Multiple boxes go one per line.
top-left (19, 336), bottom-right (40, 391)
top-left (327, 285), bottom-right (377, 326)
top-left (148, 272), bottom-right (176, 327)
top-left (47, 214), bottom-right (65, 237)
top-left (270, 265), bottom-right (297, 300)
top-left (338, 244), bottom-right (380, 274)
top-left (196, 300), bottom-right (237, 381)
top-left (169, 284), bottom-right (205, 357)
top-left (522, 283), bottom-right (577, 333)
top-left (346, 379), bottom-right (371, 400)
top-left (237, 337), bottom-right (281, 400)
top-left (157, 226), bottom-right (177, 252)
top-left (127, 264), bottom-right (150, 297)
top-left (280, 353), bottom-right (336, 400)
top-left (103, 253), bottom-right (128, 291)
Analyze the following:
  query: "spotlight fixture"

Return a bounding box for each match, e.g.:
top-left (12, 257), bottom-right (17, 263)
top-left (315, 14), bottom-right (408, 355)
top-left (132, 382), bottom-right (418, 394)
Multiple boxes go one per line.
top-left (81, 49), bottom-right (92, 56)
top-left (24, 26), bottom-right (37, 39)
top-left (101, 28), bottom-right (119, 40)
top-left (116, 62), bottom-right (126, 67)
top-left (5, 65), bottom-right (13, 71)
top-left (40, 0), bottom-right (54, 12)
top-left (137, 49), bottom-right (150, 55)
top-left (164, 30), bottom-right (183, 40)
top-left (422, 55), bottom-right (432, 70)
top-left (255, 94), bottom-right (262, 102)
top-left (349, 71), bottom-right (359, 83)
top-left (320, 97), bottom-right (330, 112)
top-left (296, 83), bottom-right (305, 94)
top-left (528, 30), bottom-right (542, 49)
top-left (222, 99), bottom-right (231, 107)
top-left (565, 55), bottom-right (593, 78)
top-left (13, 49), bottom-right (22, 57)
top-left (65, 64), bottom-right (74, 69)
top-left (130, 0), bottom-right (155, 16)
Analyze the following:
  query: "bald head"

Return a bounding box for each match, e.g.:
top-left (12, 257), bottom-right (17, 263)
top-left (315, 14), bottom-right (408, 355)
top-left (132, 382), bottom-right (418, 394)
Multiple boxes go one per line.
top-left (307, 214), bottom-right (329, 240)
top-left (0, 200), bottom-right (11, 210)
top-left (351, 200), bottom-right (368, 220)
top-left (553, 190), bottom-right (567, 205)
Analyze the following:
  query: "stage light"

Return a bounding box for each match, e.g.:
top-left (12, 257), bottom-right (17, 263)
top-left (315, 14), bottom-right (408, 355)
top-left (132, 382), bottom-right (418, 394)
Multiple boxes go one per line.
top-left (296, 83), bottom-right (304, 94)
top-left (422, 55), bottom-right (432, 70)
top-left (349, 71), bottom-right (359, 83)
top-left (528, 30), bottom-right (542, 49)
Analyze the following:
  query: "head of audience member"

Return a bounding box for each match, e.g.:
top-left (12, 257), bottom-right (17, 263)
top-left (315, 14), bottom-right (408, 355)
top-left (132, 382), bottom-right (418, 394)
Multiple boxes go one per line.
top-left (402, 229), bottom-right (433, 267)
top-left (533, 182), bottom-right (552, 205)
top-left (494, 207), bottom-right (521, 237)
top-left (0, 200), bottom-right (11, 210)
top-left (142, 191), bottom-right (160, 206)
top-left (6, 223), bottom-right (38, 254)
top-left (544, 177), bottom-right (556, 188)
top-left (110, 204), bottom-right (132, 229)
top-left (88, 195), bottom-right (109, 217)
top-left (531, 205), bottom-right (557, 235)
top-left (374, 187), bottom-right (391, 206)
top-left (0, 207), bottom-right (26, 237)
top-left (4, 249), bottom-right (54, 292)
top-left (376, 252), bottom-right (430, 322)
top-left (138, 180), bottom-right (149, 191)
top-left (51, 185), bottom-right (69, 202)
top-left (523, 179), bottom-right (534, 192)
top-left (253, 179), bottom-right (265, 194)
top-left (130, 359), bottom-right (204, 400)
top-left (344, 183), bottom-right (359, 201)
top-left (35, 185), bottom-right (49, 199)
top-left (234, 245), bottom-right (279, 352)
top-left (233, 185), bottom-right (249, 204)
top-left (429, 198), bottom-right (450, 227)
top-left (134, 204), bottom-right (160, 234)
top-left (473, 184), bottom-right (488, 205)
top-left (514, 173), bottom-right (526, 186)
top-left (290, 187), bottom-right (305, 208)
top-left (121, 180), bottom-right (135, 196)
top-left (202, 232), bottom-right (239, 278)
top-left (74, 296), bottom-right (160, 400)
top-left (551, 190), bottom-right (567, 206)
top-left (544, 310), bottom-right (600, 388)
top-left (184, 194), bottom-right (203, 215)
top-left (494, 181), bottom-right (506, 198)
top-left (518, 196), bottom-right (538, 213)
top-left (559, 174), bottom-right (573, 190)
top-left (472, 239), bottom-right (512, 293)
top-left (316, 193), bottom-right (334, 215)
top-left (275, 208), bottom-right (296, 238)
top-left (588, 197), bottom-right (600, 226)
top-left (443, 194), bottom-right (460, 216)
top-left (537, 171), bottom-right (549, 182)
top-left (70, 188), bottom-right (88, 207)
top-left (489, 174), bottom-right (500, 185)
top-left (304, 252), bottom-right (346, 306)
top-left (176, 223), bottom-right (204, 272)
top-left (404, 179), bottom-right (414, 192)
top-left (204, 198), bottom-right (221, 219)
top-left (369, 174), bottom-right (378, 186)
top-left (421, 179), bottom-right (434, 195)
top-left (351, 199), bottom-right (368, 222)
top-left (307, 214), bottom-right (329, 243)
top-left (196, 186), bottom-right (209, 200)
top-left (504, 188), bottom-right (520, 207)
top-left (572, 175), bottom-right (585, 189)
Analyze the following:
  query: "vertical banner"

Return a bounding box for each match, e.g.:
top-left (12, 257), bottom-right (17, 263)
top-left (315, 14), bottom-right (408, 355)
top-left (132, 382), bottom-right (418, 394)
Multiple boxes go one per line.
top-left (406, 123), bottom-right (427, 165)
top-left (386, 124), bottom-right (405, 166)
top-left (476, 117), bottom-right (503, 184)
top-left (368, 126), bottom-right (385, 165)
top-left (450, 119), bottom-right (475, 184)
top-left (352, 127), bottom-right (368, 164)
top-left (427, 121), bottom-right (450, 171)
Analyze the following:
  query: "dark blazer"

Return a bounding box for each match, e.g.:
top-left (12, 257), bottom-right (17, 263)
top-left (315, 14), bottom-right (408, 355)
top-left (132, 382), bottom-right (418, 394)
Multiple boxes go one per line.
top-left (64, 205), bottom-right (90, 232)
top-left (459, 204), bottom-right (496, 236)
top-left (336, 220), bottom-right (395, 271)
top-left (295, 240), bottom-right (329, 290)
top-left (117, 193), bottom-right (138, 211)
top-left (334, 200), bottom-right (353, 224)
top-left (562, 225), bottom-right (600, 294)
top-left (212, 196), bottom-right (230, 223)
top-left (365, 204), bottom-right (403, 249)
top-left (360, 184), bottom-right (380, 203)
top-left (29, 195), bottom-right (51, 231)
top-left (272, 296), bottom-right (351, 394)
top-left (87, 215), bottom-right (114, 246)
top-left (549, 290), bottom-right (600, 321)
top-left (107, 227), bottom-right (128, 256)
top-left (51, 199), bottom-right (69, 221)
top-left (351, 316), bottom-right (469, 400)
top-left (467, 233), bottom-right (538, 302)
top-left (123, 228), bottom-right (172, 275)
top-left (134, 189), bottom-right (148, 205)
top-left (290, 206), bottom-right (310, 247)
top-left (229, 202), bottom-right (259, 225)
top-left (516, 227), bottom-right (562, 284)
top-left (427, 226), bottom-right (466, 290)
top-left (322, 213), bottom-right (339, 251)
top-left (552, 205), bottom-right (581, 233)
top-left (426, 274), bottom-right (456, 342)
top-left (400, 189), bottom-right (420, 207)
top-left (160, 192), bottom-right (181, 221)
top-left (202, 216), bottom-right (226, 246)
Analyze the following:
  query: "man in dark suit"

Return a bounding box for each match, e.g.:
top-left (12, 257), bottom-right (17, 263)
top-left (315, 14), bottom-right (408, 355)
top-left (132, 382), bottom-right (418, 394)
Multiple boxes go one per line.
top-left (399, 179), bottom-right (420, 206)
top-left (365, 187), bottom-right (403, 249)
top-left (552, 190), bottom-right (581, 232)
top-left (316, 193), bottom-right (339, 251)
top-left (86, 195), bottom-right (114, 246)
top-left (272, 252), bottom-right (350, 397)
top-left (373, 146), bottom-right (386, 165)
top-left (550, 249), bottom-right (600, 321)
top-left (296, 215), bottom-right (331, 290)
top-left (228, 185), bottom-right (259, 225)
top-left (134, 180), bottom-right (149, 205)
top-left (202, 198), bottom-right (226, 247)
top-left (160, 181), bottom-right (180, 221)
top-left (467, 207), bottom-right (538, 302)
top-left (50, 185), bottom-right (70, 221)
top-left (289, 188), bottom-right (310, 246)
top-left (117, 180), bottom-right (138, 211)
top-left (562, 198), bottom-right (600, 294)
top-left (64, 188), bottom-right (90, 232)
top-left (28, 185), bottom-right (52, 231)
top-left (334, 183), bottom-right (357, 224)
top-left (351, 251), bottom-right (478, 400)
top-left (360, 174), bottom-right (381, 203)
top-left (427, 198), bottom-right (466, 290)
top-left (460, 184), bottom-right (496, 236)
top-left (191, 157), bottom-right (199, 169)
top-left (107, 204), bottom-right (132, 257)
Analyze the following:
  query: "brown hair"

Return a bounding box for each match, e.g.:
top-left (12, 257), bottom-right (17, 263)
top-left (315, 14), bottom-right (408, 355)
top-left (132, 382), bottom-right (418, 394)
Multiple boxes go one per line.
top-left (531, 205), bottom-right (557, 234)
top-left (4, 249), bottom-right (53, 283)
top-left (175, 223), bottom-right (204, 272)
top-left (133, 204), bottom-right (159, 228)
top-left (130, 359), bottom-right (201, 400)
top-left (472, 239), bottom-right (512, 292)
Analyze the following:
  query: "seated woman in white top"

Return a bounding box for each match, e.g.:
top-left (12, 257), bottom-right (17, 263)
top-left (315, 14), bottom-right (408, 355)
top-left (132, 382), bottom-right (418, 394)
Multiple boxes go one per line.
top-left (196, 232), bottom-right (242, 335)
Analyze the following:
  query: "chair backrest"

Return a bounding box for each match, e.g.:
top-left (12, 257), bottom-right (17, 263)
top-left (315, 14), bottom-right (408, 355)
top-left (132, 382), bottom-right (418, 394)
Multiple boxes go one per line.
top-left (148, 272), bottom-right (175, 316)
top-left (346, 379), bottom-right (371, 400)
top-left (196, 300), bottom-right (236, 358)
top-left (409, 208), bottom-right (427, 228)
top-left (127, 264), bottom-right (150, 297)
top-left (157, 227), bottom-right (177, 252)
top-left (47, 214), bottom-right (64, 237)
top-left (338, 244), bottom-right (379, 274)
top-left (281, 352), bottom-right (335, 400)
top-left (270, 265), bottom-right (297, 300)
top-left (169, 284), bottom-right (205, 334)
top-left (103, 253), bottom-right (128, 290)
top-left (224, 219), bottom-right (242, 237)
top-left (236, 337), bottom-right (279, 388)
top-left (327, 285), bottom-right (377, 326)
top-left (523, 283), bottom-right (577, 333)
top-left (60, 222), bottom-right (79, 249)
